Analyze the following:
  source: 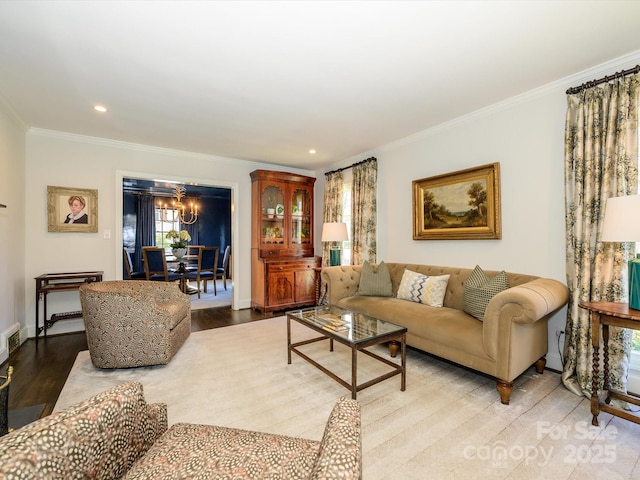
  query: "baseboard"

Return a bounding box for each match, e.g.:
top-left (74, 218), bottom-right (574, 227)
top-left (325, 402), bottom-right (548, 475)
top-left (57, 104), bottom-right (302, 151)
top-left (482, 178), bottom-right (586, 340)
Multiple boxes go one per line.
top-left (26, 318), bottom-right (85, 339)
top-left (545, 351), bottom-right (563, 372)
top-left (0, 322), bottom-right (22, 365)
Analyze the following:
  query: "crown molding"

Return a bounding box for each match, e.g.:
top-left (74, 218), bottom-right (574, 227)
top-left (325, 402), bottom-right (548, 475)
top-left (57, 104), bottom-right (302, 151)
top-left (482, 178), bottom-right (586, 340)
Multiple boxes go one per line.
top-left (0, 92), bottom-right (29, 132)
top-left (374, 50), bottom-right (640, 154)
top-left (27, 128), bottom-right (317, 177)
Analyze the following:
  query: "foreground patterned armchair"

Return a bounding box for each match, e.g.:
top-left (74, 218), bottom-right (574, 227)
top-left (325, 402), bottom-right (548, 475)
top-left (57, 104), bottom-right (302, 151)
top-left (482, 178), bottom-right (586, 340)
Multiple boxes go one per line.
top-left (79, 280), bottom-right (191, 368)
top-left (0, 382), bottom-right (362, 480)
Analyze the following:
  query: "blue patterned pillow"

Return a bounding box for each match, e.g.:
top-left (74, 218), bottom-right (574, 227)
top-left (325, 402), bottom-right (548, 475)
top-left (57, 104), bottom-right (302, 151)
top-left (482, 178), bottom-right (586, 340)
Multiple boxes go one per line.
top-left (396, 269), bottom-right (450, 307)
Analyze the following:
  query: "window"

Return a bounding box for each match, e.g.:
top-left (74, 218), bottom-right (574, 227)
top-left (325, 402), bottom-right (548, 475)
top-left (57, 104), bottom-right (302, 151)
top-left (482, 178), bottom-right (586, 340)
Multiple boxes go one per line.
top-left (155, 206), bottom-right (180, 250)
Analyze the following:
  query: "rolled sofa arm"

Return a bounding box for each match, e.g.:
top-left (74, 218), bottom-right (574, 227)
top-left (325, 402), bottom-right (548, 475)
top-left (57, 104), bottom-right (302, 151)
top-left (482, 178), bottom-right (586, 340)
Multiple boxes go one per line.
top-left (321, 265), bottom-right (363, 305)
top-left (484, 278), bottom-right (569, 326)
top-left (482, 277), bottom-right (569, 361)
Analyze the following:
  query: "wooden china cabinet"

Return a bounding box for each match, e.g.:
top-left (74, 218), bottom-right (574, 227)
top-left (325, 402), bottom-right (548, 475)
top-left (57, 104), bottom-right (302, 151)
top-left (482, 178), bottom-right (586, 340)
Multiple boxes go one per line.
top-left (250, 170), bottom-right (321, 313)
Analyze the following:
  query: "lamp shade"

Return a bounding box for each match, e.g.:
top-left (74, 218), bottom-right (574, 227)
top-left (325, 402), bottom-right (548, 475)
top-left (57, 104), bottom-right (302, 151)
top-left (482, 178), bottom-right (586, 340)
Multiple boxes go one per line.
top-left (601, 195), bottom-right (640, 310)
top-left (601, 195), bottom-right (640, 242)
top-left (321, 222), bottom-right (349, 242)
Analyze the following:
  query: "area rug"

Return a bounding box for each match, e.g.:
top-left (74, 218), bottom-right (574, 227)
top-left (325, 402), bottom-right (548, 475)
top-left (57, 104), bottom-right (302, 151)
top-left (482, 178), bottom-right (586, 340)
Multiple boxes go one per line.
top-left (56, 317), bottom-right (640, 479)
top-left (188, 280), bottom-right (231, 310)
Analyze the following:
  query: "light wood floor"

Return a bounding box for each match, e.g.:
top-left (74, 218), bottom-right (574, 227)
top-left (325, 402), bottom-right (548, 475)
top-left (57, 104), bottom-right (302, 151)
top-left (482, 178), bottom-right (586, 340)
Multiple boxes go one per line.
top-left (1, 306), bottom-right (272, 418)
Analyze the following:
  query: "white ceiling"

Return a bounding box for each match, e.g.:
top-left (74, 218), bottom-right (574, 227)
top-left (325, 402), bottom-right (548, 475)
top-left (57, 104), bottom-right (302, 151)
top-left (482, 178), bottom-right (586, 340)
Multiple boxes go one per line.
top-left (1, 1), bottom-right (640, 171)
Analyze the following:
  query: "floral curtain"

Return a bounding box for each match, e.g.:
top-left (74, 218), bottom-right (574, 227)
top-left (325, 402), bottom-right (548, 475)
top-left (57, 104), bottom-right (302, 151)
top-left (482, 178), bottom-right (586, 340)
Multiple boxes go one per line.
top-left (352, 158), bottom-right (377, 265)
top-left (322, 171), bottom-right (344, 267)
top-left (562, 75), bottom-right (639, 398)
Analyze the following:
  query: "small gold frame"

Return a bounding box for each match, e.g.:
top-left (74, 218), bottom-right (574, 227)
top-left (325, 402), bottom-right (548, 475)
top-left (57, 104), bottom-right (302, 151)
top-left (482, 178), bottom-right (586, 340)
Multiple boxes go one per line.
top-left (47, 186), bottom-right (98, 233)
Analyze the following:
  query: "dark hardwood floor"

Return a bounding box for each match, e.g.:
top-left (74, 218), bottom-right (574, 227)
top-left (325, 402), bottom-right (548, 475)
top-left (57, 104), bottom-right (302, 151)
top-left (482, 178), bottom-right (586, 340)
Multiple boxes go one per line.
top-left (1, 306), bottom-right (272, 419)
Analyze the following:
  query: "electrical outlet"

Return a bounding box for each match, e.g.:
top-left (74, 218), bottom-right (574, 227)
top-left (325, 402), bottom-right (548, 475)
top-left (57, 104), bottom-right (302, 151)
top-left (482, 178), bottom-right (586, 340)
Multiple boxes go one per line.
top-left (556, 329), bottom-right (565, 337)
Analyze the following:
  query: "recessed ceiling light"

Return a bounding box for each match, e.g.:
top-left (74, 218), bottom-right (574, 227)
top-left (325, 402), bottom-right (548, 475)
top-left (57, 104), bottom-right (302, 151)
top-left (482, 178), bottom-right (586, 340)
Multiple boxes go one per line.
top-left (94, 105), bottom-right (108, 113)
top-left (309, 149), bottom-right (316, 154)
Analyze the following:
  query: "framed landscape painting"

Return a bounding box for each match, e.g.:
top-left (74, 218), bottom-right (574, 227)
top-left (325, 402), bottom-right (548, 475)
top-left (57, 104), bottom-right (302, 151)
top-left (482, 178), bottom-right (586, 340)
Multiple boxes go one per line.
top-left (47, 185), bottom-right (98, 233)
top-left (412, 163), bottom-right (501, 240)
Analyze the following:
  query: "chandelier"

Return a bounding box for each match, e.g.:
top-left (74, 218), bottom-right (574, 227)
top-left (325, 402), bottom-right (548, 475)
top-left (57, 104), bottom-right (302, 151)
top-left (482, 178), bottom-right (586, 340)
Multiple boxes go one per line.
top-left (159, 184), bottom-right (199, 225)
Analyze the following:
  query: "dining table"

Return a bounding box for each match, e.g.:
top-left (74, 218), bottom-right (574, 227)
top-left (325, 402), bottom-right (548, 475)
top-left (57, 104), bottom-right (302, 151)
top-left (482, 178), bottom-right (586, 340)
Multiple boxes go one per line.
top-left (166, 254), bottom-right (199, 294)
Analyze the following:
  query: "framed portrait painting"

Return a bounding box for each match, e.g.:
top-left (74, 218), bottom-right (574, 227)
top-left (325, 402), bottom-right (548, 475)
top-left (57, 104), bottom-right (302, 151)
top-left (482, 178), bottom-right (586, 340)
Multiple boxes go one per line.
top-left (412, 163), bottom-right (501, 240)
top-left (47, 186), bottom-right (98, 233)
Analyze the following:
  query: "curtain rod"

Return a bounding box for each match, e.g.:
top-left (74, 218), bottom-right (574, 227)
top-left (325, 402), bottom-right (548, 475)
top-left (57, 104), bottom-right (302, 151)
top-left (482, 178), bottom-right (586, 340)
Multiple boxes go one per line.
top-left (324, 157), bottom-right (377, 176)
top-left (566, 65), bottom-right (640, 94)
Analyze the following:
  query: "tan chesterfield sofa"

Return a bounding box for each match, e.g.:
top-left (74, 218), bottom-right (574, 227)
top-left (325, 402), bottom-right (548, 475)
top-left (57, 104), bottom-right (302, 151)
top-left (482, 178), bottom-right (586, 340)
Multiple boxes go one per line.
top-left (0, 381), bottom-right (362, 479)
top-left (321, 263), bottom-right (569, 404)
top-left (79, 280), bottom-right (191, 368)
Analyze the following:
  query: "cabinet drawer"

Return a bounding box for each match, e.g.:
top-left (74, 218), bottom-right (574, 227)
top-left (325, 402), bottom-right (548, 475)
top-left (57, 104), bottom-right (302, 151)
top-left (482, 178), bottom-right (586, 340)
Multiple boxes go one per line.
top-left (266, 261), bottom-right (316, 274)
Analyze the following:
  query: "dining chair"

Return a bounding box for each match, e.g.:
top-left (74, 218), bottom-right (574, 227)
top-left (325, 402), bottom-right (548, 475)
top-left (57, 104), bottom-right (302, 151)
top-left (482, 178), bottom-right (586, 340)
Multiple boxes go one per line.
top-left (185, 245), bottom-right (203, 272)
top-left (185, 246), bottom-right (219, 298)
top-left (142, 247), bottom-right (183, 284)
top-left (123, 248), bottom-right (146, 280)
top-left (215, 245), bottom-right (231, 291)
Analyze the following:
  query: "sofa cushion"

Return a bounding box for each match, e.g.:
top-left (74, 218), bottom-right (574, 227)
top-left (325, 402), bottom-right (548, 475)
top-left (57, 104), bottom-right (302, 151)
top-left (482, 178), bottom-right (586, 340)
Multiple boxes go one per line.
top-left (397, 269), bottom-right (450, 307)
top-left (0, 381), bottom-right (167, 480)
top-left (337, 296), bottom-right (488, 360)
top-left (355, 260), bottom-right (393, 297)
top-left (157, 300), bottom-right (190, 329)
top-left (123, 423), bottom-right (321, 480)
top-left (463, 265), bottom-right (510, 320)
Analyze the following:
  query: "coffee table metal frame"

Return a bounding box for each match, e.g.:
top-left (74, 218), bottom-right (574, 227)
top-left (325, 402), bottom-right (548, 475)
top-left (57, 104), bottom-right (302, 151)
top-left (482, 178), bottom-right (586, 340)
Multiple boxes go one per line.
top-left (287, 305), bottom-right (407, 399)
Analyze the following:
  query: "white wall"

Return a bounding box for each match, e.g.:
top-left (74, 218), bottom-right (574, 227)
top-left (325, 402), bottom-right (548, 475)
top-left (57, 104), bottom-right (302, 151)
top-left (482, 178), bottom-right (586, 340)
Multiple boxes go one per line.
top-left (323, 52), bottom-right (640, 371)
top-left (11, 50), bottom-right (640, 375)
top-left (23, 130), bottom-right (316, 338)
top-left (0, 98), bottom-right (27, 364)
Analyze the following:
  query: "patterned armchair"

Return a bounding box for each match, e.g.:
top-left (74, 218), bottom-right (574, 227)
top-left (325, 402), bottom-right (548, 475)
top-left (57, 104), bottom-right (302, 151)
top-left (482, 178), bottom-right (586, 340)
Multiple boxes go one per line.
top-left (79, 280), bottom-right (191, 368)
top-left (0, 382), bottom-right (362, 480)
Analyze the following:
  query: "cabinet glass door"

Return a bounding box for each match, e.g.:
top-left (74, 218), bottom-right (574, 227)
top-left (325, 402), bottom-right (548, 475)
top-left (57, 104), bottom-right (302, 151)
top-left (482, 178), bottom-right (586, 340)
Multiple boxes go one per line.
top-left (262, 185), bottom-right (285, 246)
top-left (290, 187), bottom-right (311, 245)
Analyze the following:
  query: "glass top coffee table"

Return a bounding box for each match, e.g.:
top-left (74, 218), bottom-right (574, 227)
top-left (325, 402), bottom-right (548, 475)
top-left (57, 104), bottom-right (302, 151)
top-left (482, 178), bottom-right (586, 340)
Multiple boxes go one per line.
top-left (287, 305), bottom-right (407, 399)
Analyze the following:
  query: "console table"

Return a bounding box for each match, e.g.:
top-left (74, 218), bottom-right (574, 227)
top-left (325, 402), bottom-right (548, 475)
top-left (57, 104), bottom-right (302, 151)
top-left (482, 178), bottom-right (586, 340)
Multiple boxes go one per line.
top-left (35, 271), bottom-right (103, 342)
top-left (579, 301), bottom-right (640, 427)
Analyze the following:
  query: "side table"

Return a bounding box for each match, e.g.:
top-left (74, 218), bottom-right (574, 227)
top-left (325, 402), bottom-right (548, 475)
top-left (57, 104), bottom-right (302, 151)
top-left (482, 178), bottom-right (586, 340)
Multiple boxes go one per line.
top-left (579, 301), bottom-right (640, 426)
top-left (35, 271), bottom-right (103, 343)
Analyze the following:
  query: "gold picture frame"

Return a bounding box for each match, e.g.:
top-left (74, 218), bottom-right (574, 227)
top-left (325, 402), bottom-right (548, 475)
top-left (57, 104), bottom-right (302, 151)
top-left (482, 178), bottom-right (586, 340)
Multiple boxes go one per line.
top-left (413, 163), bottom-right (501, 240)
top-left (47, 186), bottom-right (98, 233)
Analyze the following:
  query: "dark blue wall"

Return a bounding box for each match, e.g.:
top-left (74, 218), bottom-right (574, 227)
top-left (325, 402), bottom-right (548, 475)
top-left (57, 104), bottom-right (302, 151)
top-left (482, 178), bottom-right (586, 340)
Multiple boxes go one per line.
top-left (122, 188), bottom-right (231, 276)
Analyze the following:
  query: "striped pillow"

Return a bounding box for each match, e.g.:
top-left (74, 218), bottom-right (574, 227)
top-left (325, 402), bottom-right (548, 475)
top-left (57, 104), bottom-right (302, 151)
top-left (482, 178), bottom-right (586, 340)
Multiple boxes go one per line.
top-left (463, 265), bottom-right (510, 321)
top-left (355, 261), bottom-right (393, 297)
top-left (396, 269), bottom-right (450, 307)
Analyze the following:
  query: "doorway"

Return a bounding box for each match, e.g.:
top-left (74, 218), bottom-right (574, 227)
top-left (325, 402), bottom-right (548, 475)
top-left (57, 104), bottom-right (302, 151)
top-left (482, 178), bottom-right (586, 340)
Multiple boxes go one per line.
top-left (116, 171), bottom-right (239, 310)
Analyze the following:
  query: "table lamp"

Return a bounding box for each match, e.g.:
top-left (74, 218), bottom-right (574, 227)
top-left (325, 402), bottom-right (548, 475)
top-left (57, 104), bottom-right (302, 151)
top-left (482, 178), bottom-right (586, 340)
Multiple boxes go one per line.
top-left (601, 195), bottom-right (640, 310)
top-left (322, 222), bottom-right (348, 266)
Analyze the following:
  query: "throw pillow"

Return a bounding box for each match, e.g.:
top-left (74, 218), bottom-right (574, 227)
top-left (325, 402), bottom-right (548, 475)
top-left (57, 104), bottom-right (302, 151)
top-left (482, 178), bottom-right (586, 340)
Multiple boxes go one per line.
top-left (396, 269), bottom-right (450, 307)
top-left (355, 261), bottom-right (393, 297)
top-left (463, 265), bottom-right (510, 321)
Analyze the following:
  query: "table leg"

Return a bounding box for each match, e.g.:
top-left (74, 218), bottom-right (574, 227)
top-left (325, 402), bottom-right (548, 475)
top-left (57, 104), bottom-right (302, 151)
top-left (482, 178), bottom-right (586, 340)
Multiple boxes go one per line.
top-left (43, 292), bottom-right (48, 339)
top-left (591, 311), bottom-right (600, 427)
top-left (287, 316), bottom-right (292, 364)
top-left (351, 346), bottom-right (357, 399)
top-left (35, 291), bottom-right (40, 345)
top-left (401, 332), bottom-right (406, 392)
top-left (602, 323), bottom-right (611, 405)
